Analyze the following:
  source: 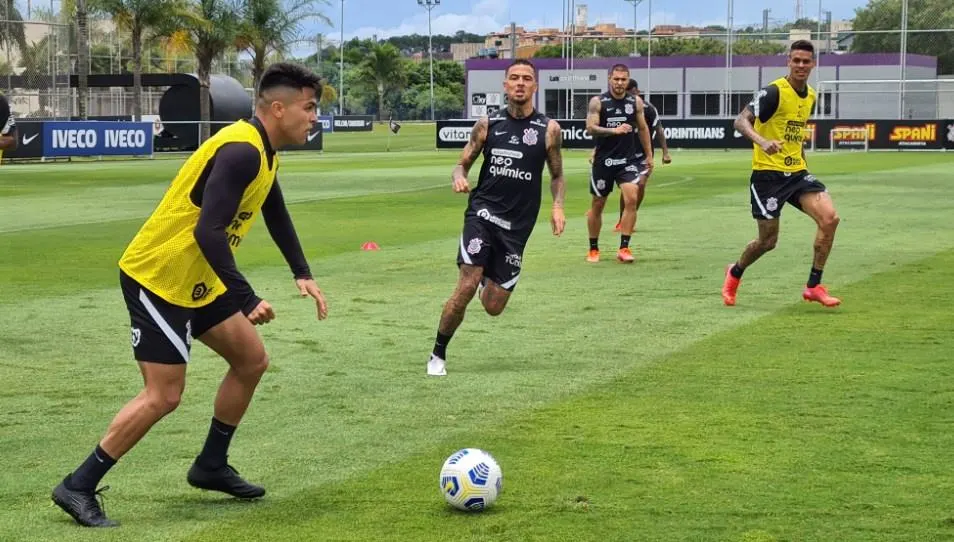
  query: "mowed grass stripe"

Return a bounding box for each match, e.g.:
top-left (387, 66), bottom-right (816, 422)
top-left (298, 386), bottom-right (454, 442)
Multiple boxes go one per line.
top-left (184, 249), bottom-right (954, 542)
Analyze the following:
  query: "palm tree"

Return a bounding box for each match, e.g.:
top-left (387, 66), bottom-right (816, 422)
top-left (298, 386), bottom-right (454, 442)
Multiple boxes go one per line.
top-left (176, 0), bottom-right (240, 141)
top-left (355, 42), bottom-right (405, 121)
top-left (76, 0), bottom-right (90, 119)
top-left (91, 0), bottom-right (185, 121)
top-left (235, 0), bottom-right (330, 91)
top-left (18, 36), bottom-right (53, 115)
top-left (1, 0), bottom-right (27, 62)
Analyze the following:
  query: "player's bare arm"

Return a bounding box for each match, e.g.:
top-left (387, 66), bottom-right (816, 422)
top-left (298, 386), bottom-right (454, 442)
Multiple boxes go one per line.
top-left (546, 120), bottom-right (566, 236)
top-left (452, 117), bottom-right (488, 193)
top-left (261, 181), bottom-right (328, 321)
top-left (634, 98), bottom-right (654, 173)
top-left (586, 96), bottom-right (629, 138)
top-left (735, 107), bottom-right (782, 155)
top-left (0, 132), bottom-right (15, 150)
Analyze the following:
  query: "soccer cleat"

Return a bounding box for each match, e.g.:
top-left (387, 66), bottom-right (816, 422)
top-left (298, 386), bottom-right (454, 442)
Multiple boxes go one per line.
top-left (51, 477), bottom-right (119, 528)
top-left (802, 285), bottom-right (841, 307)
top-left (616, 247), bottom-right (635, 263)
top-left (427, 353), bottom-right (446, 376)
top-left (187, 461), bottom-right (266, 499)
top-left (586, 249), bottom-right (600, 263)
top-left (722, 264), bottom-right (740, 306)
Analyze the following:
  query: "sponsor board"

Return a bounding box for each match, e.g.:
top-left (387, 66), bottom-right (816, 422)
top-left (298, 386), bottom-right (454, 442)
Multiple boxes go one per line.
top-left (283, 123), bottom-right (324, 151)
top-left (43, 121), bottom-right (153, 157)
top-left (332, 115), bottom-right (373, 132)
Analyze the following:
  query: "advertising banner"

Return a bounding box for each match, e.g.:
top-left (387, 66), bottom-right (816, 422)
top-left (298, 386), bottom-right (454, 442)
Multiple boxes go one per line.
top-left (2, 121), bottom-right (43, 159)
top-left (43, 121), bottom-right (153, 157)
top-left (283, 123), bottom-right (323, 151)
top-left (808, 119), bottom-right (946, 150)
top-left (332, 115), bottom-right (373, 132)
top-left (318, 115), bottom-right (333, 133)
top-left (437, 118), bottom-right (748, 150)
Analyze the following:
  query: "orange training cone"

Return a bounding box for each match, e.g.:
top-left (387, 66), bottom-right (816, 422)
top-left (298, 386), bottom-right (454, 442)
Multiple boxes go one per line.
top-left (361, 241), bottom-right (380, 251)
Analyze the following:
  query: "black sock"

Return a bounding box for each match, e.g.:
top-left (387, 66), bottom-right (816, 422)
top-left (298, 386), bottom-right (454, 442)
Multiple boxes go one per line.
top-left (68, 445), bottom-right (116, 491)
top-left (730, 263), bottom-right (745, 279)
top-left (589, 238), bottom-right (599, 251)
top-left (433, 331), bottom-right (452, 360)
top-left (808, 267), bottom-right (823, 288)
top-left (196, 417), bottom-right (236, 470)
top-left (620, 235), bottom-right (631, 249)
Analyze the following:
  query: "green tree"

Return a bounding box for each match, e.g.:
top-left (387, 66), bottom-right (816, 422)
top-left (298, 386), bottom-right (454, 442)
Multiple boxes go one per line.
top-left (0, 0), bottom-right (27, 61)
top-left (355, 42), bottom-right (406, 120)
top-left (91, 0), bottom-right (186, 120)
top-left (177, 0), bottom-right (241, 141)
top-left (851, 0), bottom-right (954, 74)
top-left (77, 0), bottom-right (90, 119)
top-left (235, 0), bottom-right (331, 90)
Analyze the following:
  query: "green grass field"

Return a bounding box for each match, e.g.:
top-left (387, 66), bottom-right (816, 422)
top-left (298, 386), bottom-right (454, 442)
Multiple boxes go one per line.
top-left (2, 125), bottom-right (954, 541)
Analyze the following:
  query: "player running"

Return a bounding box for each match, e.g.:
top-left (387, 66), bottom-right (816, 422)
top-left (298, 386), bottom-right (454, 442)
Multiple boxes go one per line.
top-left (426, 58), bottom-right (566, 377)
top-left (51, 62), bottom-right (329, 527)
top-left (722, 40), bottom-right (842, 307)
top-left (607, 79), bottom-right (672, 231)
top-left (585, 64), bottom-right (654, 263)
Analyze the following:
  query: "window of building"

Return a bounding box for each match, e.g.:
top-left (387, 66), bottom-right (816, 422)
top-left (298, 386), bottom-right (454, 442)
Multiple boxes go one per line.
top-left (544, 88), bottom-right (602, 119)
top-left (690, 93), bottom-right (721, 116)
top-left (645, 93), bottom-right (678, 116)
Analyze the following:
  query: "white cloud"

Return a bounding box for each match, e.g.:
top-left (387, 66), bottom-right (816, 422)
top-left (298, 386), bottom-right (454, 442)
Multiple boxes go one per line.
top-left (342, 0), bottom-right (509, 41)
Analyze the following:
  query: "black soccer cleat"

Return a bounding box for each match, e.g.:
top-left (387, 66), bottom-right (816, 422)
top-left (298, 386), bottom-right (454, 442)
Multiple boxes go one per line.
top-left (187, 461), bottom-right (266, 499)
top-left (51, 477), bottom-right (119, 528)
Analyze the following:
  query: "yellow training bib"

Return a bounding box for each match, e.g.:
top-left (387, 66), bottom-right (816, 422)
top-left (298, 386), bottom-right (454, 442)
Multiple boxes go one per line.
top-left (752, 77), bottom-right (816, 172)
top-left (119, 120), bottom-right (278, 307)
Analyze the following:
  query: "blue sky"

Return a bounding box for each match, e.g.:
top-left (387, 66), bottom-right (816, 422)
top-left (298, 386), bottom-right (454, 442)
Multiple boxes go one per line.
top-left (310, 0), bottom-right (868, 43)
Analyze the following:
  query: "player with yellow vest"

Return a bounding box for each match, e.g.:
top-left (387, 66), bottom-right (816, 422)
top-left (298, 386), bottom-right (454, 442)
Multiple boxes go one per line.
top-left (722, 40), bottom-right (842, 308)
top-left (52, 62), bottom-right (328, 528)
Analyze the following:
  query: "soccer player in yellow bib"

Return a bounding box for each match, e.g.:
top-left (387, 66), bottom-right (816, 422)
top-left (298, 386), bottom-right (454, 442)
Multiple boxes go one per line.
top-left (722, 40), bottom-right (842, 308)
top-left (52, 62), bottom-right (329, 527)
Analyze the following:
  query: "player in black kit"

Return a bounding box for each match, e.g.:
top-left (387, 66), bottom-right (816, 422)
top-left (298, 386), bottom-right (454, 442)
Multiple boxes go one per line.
top-left (585, 64), bottom-right (653, 263)
top-left (426, 59), bottom-right (567, 377)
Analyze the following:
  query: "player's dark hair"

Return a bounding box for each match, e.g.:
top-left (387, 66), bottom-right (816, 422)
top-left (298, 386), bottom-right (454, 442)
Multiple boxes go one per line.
top-left (610, 63), bottom-right (630, 74)
top-left (627, 78), bottom-right (638, 90)
top-left (258, 62), bottom-right (323, 98)
top-left (790, 40), bottom-right (815, 57)
top-left (505, 58), bottom-right (537, 78)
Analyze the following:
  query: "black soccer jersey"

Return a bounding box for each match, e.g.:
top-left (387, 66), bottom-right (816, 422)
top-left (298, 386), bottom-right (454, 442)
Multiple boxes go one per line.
top-left (467, 110), bottom-right (549, 235)
top-left (594, 91), bottom-right (640, 162)
top-left (635, 100), bottom-right (659, 158)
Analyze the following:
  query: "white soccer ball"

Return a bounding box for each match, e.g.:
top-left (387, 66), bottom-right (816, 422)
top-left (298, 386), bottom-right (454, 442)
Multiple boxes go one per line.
top-left (439, 448), bottom-right (503, 512)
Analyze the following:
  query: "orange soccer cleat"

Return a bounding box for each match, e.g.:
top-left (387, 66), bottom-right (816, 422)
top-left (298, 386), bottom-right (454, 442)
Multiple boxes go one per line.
top-left (586, 249), bottom-right (600, 263)
top-left (722, 264), bottom-right (740, 306)
top-left (803, 285), bottom-right (841, 307)
top-left (616, 247), bottom-right (635, 263)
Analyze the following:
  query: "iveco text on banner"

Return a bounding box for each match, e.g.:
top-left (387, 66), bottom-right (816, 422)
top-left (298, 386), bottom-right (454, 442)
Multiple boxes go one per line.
top-left (43, 121), bottom-right (154, 157)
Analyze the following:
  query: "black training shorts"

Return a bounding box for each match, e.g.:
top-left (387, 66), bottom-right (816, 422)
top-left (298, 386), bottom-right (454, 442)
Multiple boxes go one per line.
top-left (120, 271), bottom-right (240, 363)
top-left (589, 157), bottom-right (648, 198)
top-left (456, 215), bottom-right (529, 292)
top-left (749, 170), bottom-right (827, 220)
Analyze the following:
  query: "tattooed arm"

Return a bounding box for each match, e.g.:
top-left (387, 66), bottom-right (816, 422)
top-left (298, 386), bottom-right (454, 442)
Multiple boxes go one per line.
top-left (546, 119), bottom-right (566, 236)
top-left (451, 117), bottom-right (488, 193)
top-left (586, 96), bottom-right (630, 138)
